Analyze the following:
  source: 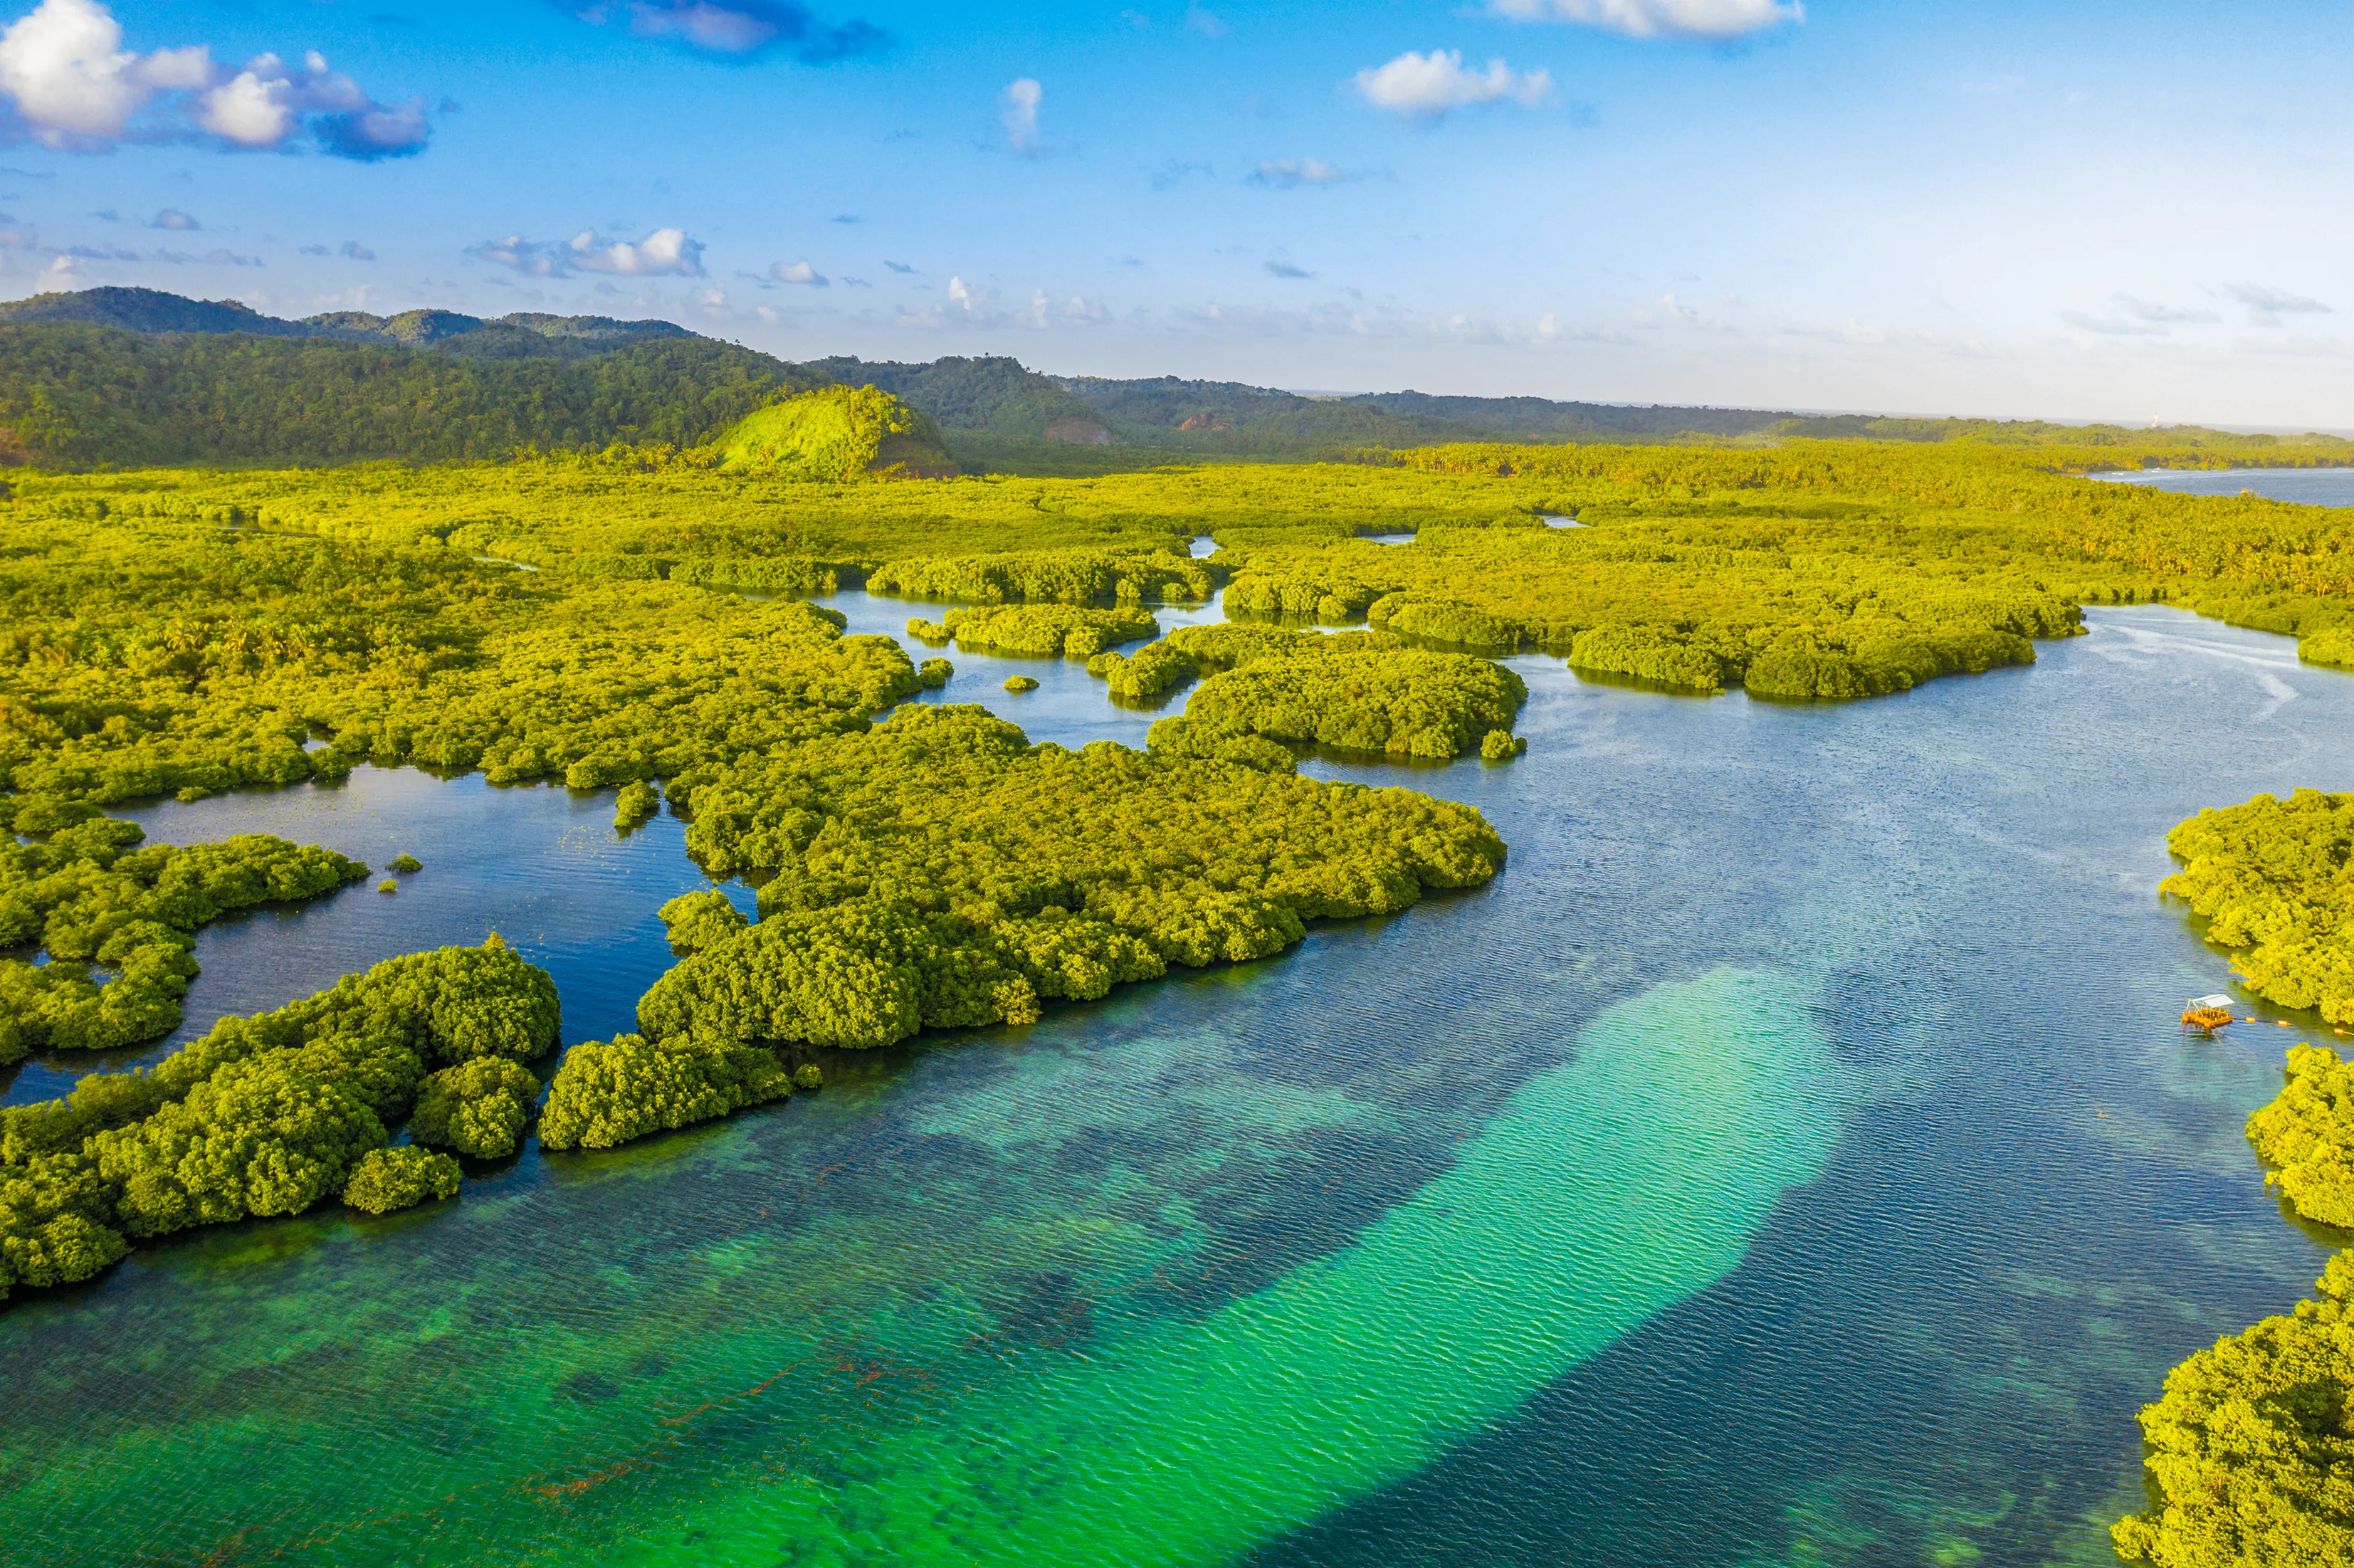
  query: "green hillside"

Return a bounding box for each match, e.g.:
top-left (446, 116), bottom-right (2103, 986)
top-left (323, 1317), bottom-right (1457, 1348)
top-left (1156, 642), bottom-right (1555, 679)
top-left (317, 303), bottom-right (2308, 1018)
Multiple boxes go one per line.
top-left (0, 322), bottom-right (811, 465)
top-left (0, 286), bottom-right (316, 337)
top-left (0, 288), bottom-right (2340, 474)
top-left (803, 354), bottom-right (1105, 441)
top-left (714, 385), bottom-right (955, 480)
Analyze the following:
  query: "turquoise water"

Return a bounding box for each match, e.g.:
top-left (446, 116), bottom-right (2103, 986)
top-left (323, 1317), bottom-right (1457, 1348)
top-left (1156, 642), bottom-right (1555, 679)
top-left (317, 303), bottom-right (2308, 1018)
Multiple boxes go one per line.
top-left (1, 601), bottom-right (2346, 1567)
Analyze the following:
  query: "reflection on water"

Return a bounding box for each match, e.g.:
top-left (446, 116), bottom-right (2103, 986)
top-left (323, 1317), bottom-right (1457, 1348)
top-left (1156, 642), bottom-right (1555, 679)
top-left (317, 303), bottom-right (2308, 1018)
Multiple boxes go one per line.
top-left (1, 603), bottom-right (2350, 1568)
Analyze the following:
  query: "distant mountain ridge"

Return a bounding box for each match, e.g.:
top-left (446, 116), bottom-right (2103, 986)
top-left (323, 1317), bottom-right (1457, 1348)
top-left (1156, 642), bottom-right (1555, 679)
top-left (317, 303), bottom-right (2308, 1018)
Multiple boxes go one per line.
top-left (0, 287), bottom-right (694, 362)
top-left (0, 290), bottom-right (809, 465)
top-left (0, 288), bottom-right (1816, 453)
top-left (4, 286), bottom-right (2304, 472)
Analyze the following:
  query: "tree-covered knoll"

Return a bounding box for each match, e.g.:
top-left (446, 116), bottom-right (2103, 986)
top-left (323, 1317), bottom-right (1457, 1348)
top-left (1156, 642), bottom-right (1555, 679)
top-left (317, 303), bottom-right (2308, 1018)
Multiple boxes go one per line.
top-left (1146, 626), bottom-right (1527, 760)
top-left (910, 604), bottom-right (1160, 659)
top-left (0, 937), bottom-right (557, 1300)
top-left (0, 516), bottom-right (919, 813)
top-left (2112, 1250), bottom-right (2354, 1567)
top-left (1, 819), bottom-right (367, 1064)
top-left (800, 354), bottom-right (1105, 444)
top-left (529, 705), bottom-right (1503, 1145)
top-left (713, 386), bottom-right (955, 481)
top-left (2162, 789), bottom-right (2354, 1022)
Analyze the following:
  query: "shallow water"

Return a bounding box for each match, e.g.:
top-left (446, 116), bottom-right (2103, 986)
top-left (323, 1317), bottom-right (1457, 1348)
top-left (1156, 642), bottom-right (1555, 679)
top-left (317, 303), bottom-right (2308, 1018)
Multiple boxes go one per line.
top-left (2088, 465), bottom-right (2354, 505)
top-left (2, 602), bottom-right (2348, 1567)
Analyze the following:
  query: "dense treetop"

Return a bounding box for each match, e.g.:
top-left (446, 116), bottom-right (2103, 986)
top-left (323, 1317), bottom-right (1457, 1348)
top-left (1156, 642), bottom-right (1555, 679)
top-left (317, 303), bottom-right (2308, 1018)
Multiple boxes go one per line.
top-left (636, 704), bottom-right (1503, 1065)
top-left (912, 604), bottom-right (1160, 659)
top-left (0, 512), bottom-right (920, 811)
top-left (2247, 1044), bottom-right (2354, 1230)
top-left (0, 324), bottom-right (817, 466)
top-left (2162, 789), bottom-right (2354, 1022)
top-left (1140, 626), bottom-right (1527, 761)
top-left (31, 428), bottom-right (2354, 706)
top-left (1, 820), bottom-right (367, 1065)
top-left (713, 386), bottom-right (955, 481)
top-left (2116, 796), bottom-right (2354, 1559)
top-left (2113, 1250), bottom-right (2354, 1567)
top-left (0, 938), bottom-right (557, 1301)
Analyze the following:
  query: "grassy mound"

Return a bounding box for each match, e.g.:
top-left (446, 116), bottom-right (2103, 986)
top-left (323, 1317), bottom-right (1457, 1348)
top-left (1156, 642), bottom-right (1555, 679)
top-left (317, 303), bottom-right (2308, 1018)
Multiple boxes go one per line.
top-left (714, 386), bottom-right (956, 480)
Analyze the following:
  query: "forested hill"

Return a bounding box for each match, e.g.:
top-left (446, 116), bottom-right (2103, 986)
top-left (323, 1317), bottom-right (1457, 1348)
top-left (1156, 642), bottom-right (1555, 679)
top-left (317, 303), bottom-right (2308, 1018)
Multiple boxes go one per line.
top-left (1059, 377), bottom-right (1804, 452)
top-left (0, 322), bottom-right (813, 465)
top-left (0, 288), bottom-right (813, 465)
top-left (1, 287), bottom-right (2342, 470)
top-left (802, 355), bottom-right (1108, 445)
top-left (0, 286), bottom-right (697, 359)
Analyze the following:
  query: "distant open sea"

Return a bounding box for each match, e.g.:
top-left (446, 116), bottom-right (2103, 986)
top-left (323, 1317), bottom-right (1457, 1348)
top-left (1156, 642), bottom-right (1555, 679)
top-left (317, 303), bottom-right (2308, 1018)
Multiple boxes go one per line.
top-left (2090, 465), bottom-right (2354, 505)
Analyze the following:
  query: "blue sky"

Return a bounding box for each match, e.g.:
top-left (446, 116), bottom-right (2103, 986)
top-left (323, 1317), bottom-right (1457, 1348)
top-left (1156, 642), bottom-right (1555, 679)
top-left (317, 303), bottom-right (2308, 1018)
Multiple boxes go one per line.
top-left (4, 0), bottom-right (2350, 424)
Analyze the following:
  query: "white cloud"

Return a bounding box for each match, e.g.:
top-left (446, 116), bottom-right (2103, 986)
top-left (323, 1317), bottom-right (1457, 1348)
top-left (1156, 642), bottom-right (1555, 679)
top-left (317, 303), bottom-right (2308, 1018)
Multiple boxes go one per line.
top-left (2116, 294), bottom-right (2218, 325)
top-left (0, 1), bottom-right (426, 156)
top-left (608, 1), bottom-right (881, 62)
top-left (1250, 157), bottom-right (1353, 188)
top-left (2227, 283), bottom-right (2331, 325)
top-left (1001, 76), bottom-right (1041, 154)
top-left (886, 273), bottom-right (1111, 332)
top-left (2061, 310), bottom-right (2168, 338)
top-left (2061, 294), bottom-right (2223, 337)
top-left (1355, 51), bottom-right (1552, 121)
top-left (0, 0), bottom-right (205, 144)
top-left (147, 206), bottom-right (196, 229)
top-left (196, 58), bottom-right (297, 144)
top-left (571, 227), bottom-right (702, 276)
top-left (322, 98), bottom-right (428, 159)
top-left (476, 227), bottom-right (705, 278)
top-left (770, 258), bottom-right (828, 286)
top-left (1489, 0), bottom-right (1799, 38)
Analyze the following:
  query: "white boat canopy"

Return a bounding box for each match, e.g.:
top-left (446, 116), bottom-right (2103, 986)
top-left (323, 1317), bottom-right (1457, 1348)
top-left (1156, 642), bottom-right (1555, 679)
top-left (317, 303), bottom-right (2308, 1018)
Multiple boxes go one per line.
top-left (2188, 994), bottom-right (2236, 1010)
